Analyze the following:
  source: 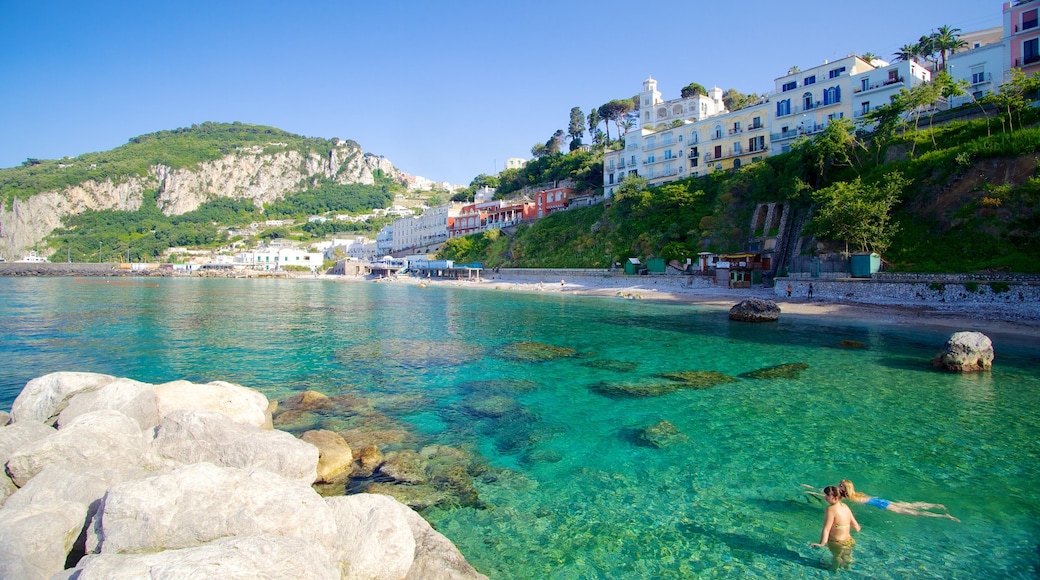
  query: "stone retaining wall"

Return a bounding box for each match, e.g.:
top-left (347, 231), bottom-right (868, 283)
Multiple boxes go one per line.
top-left (775, 277), bottom-right (1040, 308)
top-left (0, 263), bottom-right (134, 277)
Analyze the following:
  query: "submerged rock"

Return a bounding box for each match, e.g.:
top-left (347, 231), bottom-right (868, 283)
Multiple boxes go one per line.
top-left (579, 359), bottom-right (640, 372)
top-left (932, 331), bottom-right (994, 372)
top-left (739, 363), bottom-right (810, 380)
top-left (589, 381), bottom-right (684, 398)
top-left (496, 341), bottom-right (577, 362)
top-left (728, 298), bottom-right (781, 322)
top-left (839, 339), bottom-right (867, 349)
top-left (655, 371), bottom-right (739, 389)
top-left (635, 420), bottom-right (688, 448)
top-left (300, 429), bottom-right (353, 484)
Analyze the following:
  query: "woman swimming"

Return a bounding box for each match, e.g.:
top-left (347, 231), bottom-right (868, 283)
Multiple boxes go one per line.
top-left (802, 481), bottom-right (960, 522)
top-left (809, 485), bottom-right (861, 570)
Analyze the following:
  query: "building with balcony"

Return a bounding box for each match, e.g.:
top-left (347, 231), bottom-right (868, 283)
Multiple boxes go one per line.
top-left (1005, 0), bottom-right (1040, 75)
top-left (636, 76), bottom-right (728, 132)
top-left (688, 99), bottom-right (772, 179)
top-left (852, 59), bottom-right (932, 121)
top-left (948, 41), bottom-right (1006, 107)
top-left (769, 55), bottom-right (874, 154)
top-left (391, 203), bottom-right (463, 253)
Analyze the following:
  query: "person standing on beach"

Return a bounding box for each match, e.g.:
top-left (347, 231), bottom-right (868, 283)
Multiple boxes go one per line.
top-left (808, 283), bottom-right (814, 300)
top-left (809, 485), bottom-right (861, 570)
top-left (787, 283), bottom-right (792, 297)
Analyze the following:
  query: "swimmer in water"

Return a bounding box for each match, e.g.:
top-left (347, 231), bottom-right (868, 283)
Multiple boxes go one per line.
top-left (803, 481), bottom-right (960, 522)
top-left (809, 485), bottom-right (861, 570)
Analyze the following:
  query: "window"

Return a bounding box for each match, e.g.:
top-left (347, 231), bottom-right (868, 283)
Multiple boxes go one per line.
top-left (664, 150), bottom-right (673, 160)
top-left (751, 116), bottom-right (761, 129)
top-left (714, 145), bottom-right (722, 159)
top-left (689, 146), bottom-right (699, 157)
top-left (776, 99), bottom-right (791, 116)
top-left (691, 157), bottom-right (699, 167)
top-left (803, 92), bottom-right (814, 110)
top-left (689, 131), bottom-right (698, 143)
top-left (862, 102), bottom-right (870, 115)
top-left (1025, 8), bottom-right (1038, 30)
top-left (732, 142), bottom-right (742, 155)
top-left (782, 81), bottom-right (797, 92)
top-left (1025, 38), bottom-right (1039, 65)
top-left (647, 155), bottom-right (655, 163)
top-left (748, 136), bottom-right (765, 152)
top-left (713, 125), bottom-right (722, 139)
top-left (888, 70), bottom-right (899, 82)
top-left (829, 66), bottom-right (846, 78)
top-left (630, 155), bottom-right (636, 165)
top-left (972, 67), bottom-right (985, 84)
top-left (804, 75), bottom-right (816, 86)
top-left (609, 160), bottom-right (615, 170)
top-left (861, 78), bottom-right (869, 91)
top-left (823, 86), bottom-right (841, 105)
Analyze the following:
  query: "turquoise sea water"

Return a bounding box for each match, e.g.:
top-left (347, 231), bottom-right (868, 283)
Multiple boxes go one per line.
top-left (1, 277), bottom-right (1038, 578)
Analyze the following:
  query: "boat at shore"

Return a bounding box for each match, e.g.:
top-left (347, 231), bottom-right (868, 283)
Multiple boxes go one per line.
top-left (14, 251), bottom-right (48, 263)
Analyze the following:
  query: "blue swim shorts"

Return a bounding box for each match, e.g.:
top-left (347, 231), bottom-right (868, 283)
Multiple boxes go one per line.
top-left (866, 497), bottom-right (891, 510)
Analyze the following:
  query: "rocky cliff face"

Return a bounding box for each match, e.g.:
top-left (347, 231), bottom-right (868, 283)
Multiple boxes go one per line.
top-left (0, 140), bottom-right (402, 258)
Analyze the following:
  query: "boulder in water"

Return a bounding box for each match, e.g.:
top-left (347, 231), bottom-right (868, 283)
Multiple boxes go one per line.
top-left (728, 298), bottom-right (781, 322)
top-left (931, 331), bottom-right (994, 372)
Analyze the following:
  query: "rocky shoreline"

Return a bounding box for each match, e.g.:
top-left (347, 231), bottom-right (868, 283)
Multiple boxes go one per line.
top-left (0, 372), bottom-right (487, 579)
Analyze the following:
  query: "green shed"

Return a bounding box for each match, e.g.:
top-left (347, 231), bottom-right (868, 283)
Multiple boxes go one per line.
top-left (624, 258), bottom-right (642, 275)
top-left (646, 258), bottom-right (666, 273)
top-left (850, 252), bottom-right (881, 278)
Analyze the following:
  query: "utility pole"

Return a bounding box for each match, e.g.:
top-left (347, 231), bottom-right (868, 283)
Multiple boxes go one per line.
top-left (99, 242), bottom-right (102, 263)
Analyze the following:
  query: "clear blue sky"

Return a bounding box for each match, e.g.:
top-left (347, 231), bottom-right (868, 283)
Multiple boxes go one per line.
top-left (0, 0), bottom-right (1000, 186)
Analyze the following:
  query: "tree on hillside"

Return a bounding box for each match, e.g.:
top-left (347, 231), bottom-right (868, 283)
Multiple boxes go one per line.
top-left (722, 88), bottom-right (758, 111)
top-left (681, 82), bottom-right (707, 98)
top-left (932, 25), bottom-right (967, 71)
top-left (587, 108), bottom-right (602, 144)
top-left (805, 171), bottom-right (907, 255)
top-left (986, 68), bottom-right (1040, 132)
top-left (893, 44), bottom-right (919, 63)
top-left (598, 99), bottom-right (634, 145)
top-left (861, 52), bottom-right (880, 64)
top-left (568, 107), bottom-right (585, 148)
top-left (470, 173), bottom-right (500, 189)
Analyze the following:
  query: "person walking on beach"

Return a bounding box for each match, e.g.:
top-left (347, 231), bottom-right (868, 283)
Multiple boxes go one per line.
top-left (809, 485), bottom-right (861, 570)
top-left (786, 283), bottom-right (792, 297)
top-left (807, 283), bottom-right (814, 300)
top-left (803, 481), bottom-right (959, 521)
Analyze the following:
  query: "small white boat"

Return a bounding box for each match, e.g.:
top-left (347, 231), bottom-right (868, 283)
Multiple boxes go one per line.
top-left (15, 251), bottom-right (48, 263)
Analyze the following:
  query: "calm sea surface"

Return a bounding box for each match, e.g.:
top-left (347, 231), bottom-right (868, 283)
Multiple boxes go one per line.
top-left (1, 277), bottom-right (1038, 578)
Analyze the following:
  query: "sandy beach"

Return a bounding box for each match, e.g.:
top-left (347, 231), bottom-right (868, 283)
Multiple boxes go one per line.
top-left (368, 272), bottom-right (1040, 342)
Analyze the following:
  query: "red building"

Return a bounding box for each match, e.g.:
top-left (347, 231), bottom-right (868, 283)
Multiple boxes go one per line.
top-left (534, 185), bottom-right (573, 218)
top-left (447, 199), bottom-right (538, 238)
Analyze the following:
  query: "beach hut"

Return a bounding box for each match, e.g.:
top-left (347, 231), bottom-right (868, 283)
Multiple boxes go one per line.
top-left (646, 258), bottom-right (666, 274)
top-left (624, 258), bottom-right (642, 275)
top-left (850, 252), bottom-right (881, 278)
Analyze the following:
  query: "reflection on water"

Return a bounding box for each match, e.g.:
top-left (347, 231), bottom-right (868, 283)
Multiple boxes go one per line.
top-left (1, 277), bottom-right (1039, 578)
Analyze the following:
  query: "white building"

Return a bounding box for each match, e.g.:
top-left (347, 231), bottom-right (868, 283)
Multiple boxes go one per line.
top-left (376, 225), bottom-right (394, 256)
top-left (769, 55), bottom-right (874, 155)
top-left (948, 40), bottom-right (1006, 108)
top-left (851, 59), bottom-right (933, 122)
top-left (346, 236), bottom-right (378, 261)
top-left (636, 77), bottom-right (728, 131)
top-left (391, 203), bottom-right (463, 253)
top-left (504, 158), bottom-right (527, 171)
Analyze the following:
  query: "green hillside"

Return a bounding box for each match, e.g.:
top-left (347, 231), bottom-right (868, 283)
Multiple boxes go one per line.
top-left (0, 122), bottom-right (348, 207)
top-left (441, 99), bottom-right (1040, 274)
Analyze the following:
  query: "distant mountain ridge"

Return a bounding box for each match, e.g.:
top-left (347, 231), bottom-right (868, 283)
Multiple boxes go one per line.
top-left (0, 123), bottom-right (419, 257)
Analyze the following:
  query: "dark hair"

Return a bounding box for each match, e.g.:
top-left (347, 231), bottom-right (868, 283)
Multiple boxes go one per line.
top-left (823, 485), bottom-right (843, 499)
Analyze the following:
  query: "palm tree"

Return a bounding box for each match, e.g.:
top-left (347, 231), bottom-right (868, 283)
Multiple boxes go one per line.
top-left (918, 35), bottom-right (938, 66)
top-left (894, 44), bottom-right (918, 63)
top-left (861, 52), bottom-right (881, 64)
top-left (932, 25), bottom-right (968, 70)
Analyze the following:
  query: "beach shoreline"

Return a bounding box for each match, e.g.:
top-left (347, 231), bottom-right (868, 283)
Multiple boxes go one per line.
top-left (365, 272), bottom-right (1040, 342)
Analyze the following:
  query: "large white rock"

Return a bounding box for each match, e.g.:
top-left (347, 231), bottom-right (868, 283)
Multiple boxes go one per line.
top-left (5, 410), bottom-right (147, 487)
top-left (154, 380), bottom-right (271, 429)
top-left (88, 462), bottom-right (337, 554)
top-left (402, 507), bottom-right (488, 580)
top-left (0, 421), bottom-right (56, 503)
top-left (10, 372), bottom-right (116, 425)
top-left (151, 410), bottom-right (318, 484)
top-left (66, 534), bottom-right (339, 580)
top-left (932, 331), bottom-right (995, 372)
top-left (57, 377), bottom-right (159, 431)
top-left (0, 500), bottom-right (88, 580)
top-left (326, 493), bottom-right (416, 580)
